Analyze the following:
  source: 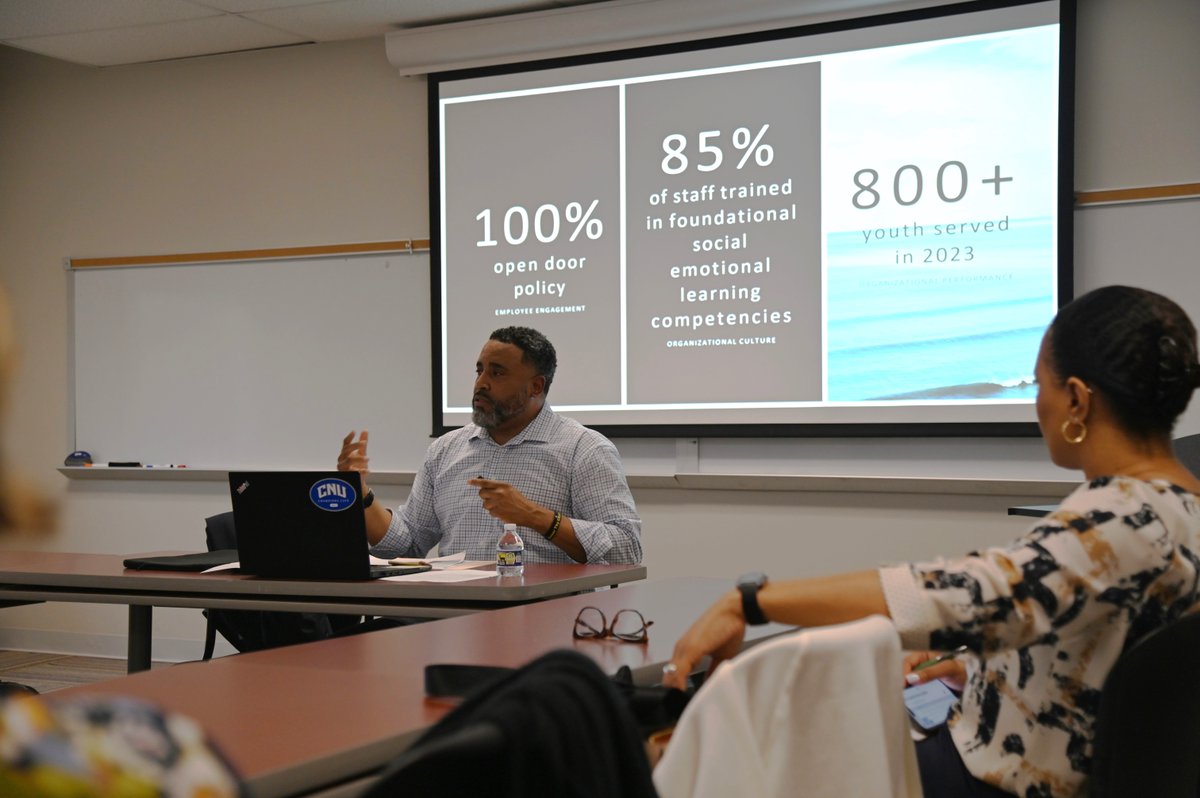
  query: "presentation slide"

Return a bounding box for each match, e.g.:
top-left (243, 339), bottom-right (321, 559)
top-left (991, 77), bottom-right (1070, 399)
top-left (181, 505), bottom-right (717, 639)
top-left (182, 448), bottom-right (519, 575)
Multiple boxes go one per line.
top-left (433, 0), bottom-right (1068, 433)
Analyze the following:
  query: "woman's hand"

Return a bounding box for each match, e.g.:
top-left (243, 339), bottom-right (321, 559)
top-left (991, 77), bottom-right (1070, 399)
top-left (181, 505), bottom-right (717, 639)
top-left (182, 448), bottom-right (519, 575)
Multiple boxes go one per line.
top-left (661, 590), bottom-right (746, 690)
top-left (660, 570), bottom-right (893, 691)
top-left (902, 649), bottom-right (968, 692)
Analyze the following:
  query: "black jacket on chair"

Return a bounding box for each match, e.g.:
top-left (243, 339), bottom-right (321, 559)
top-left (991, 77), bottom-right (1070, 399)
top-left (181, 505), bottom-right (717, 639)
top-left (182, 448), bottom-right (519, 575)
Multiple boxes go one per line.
top-left (362, 649), bottom-right (657, 798)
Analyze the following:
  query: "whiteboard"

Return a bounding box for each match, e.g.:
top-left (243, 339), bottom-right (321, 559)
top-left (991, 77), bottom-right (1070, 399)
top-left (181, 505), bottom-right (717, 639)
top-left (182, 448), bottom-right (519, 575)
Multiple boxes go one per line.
top-left (71, 253), bottom-right (434, 471)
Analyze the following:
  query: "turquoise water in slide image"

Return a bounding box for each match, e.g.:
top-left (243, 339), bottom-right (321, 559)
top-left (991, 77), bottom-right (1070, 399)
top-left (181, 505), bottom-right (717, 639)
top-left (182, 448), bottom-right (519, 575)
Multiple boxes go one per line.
top-left (825, 217), bottom-right (1055, 402)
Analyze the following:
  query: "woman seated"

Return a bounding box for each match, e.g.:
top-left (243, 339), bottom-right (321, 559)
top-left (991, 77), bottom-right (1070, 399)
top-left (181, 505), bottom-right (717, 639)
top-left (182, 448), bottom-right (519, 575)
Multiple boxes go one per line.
top-left (662, 285), bottom-right (1200, 798)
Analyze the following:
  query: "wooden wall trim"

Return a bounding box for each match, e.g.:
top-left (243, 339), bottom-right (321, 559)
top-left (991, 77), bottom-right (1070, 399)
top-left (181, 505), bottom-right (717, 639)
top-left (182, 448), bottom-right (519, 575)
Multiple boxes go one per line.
top-left (1076, 183), bottom-right (1200, 206)
top-left (67, 239), bottom-right (431, 269)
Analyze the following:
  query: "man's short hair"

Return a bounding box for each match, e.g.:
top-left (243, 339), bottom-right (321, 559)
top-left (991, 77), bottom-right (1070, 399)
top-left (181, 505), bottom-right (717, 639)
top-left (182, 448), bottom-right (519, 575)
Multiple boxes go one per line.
top-left (489, 327), bottom-right (557, 394)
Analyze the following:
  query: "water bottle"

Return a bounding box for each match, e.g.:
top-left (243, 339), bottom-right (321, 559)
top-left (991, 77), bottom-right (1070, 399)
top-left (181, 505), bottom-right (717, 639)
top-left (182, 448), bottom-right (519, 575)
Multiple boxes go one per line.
top-left (496, 522), bottom-right (524, 577)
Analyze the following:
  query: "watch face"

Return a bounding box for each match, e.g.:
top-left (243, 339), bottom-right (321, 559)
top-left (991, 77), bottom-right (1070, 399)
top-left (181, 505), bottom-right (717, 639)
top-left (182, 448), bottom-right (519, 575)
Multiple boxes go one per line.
top-left (738, 571), bottom-right (767, 590)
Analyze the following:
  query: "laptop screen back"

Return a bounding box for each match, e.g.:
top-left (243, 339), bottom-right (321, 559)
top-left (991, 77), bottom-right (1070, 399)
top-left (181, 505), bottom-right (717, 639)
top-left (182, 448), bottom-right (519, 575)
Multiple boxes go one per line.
top-left (229, 471), bottom-right (373, 580)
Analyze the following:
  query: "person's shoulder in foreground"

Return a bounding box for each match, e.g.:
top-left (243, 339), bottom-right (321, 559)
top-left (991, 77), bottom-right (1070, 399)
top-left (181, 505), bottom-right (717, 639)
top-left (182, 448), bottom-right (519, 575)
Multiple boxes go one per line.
top-left (0, 283), bottom-right (243, 797)
top-left (0, 693), bottom-right (242, 797)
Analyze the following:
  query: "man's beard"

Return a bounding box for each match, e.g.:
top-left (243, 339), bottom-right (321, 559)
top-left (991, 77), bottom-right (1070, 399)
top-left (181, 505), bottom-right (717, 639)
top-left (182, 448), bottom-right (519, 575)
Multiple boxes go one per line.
top-left (472, 389), bottom-right (528, 429)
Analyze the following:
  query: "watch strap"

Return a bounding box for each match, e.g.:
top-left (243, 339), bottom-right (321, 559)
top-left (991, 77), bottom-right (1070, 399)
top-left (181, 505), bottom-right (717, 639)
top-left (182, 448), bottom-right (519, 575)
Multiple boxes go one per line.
top-left (738, 573), bottom-right (769, 625)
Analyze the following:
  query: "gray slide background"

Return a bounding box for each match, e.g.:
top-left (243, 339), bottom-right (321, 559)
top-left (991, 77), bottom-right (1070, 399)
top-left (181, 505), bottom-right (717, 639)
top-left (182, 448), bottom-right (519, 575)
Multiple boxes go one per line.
top-left (624, 63), bottom-right (822, 404)
top-left (443, 87), bottom-right (622, 408)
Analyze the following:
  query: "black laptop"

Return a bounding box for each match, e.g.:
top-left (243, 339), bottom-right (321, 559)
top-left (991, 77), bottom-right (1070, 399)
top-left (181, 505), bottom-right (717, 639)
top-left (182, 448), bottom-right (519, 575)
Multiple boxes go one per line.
top-left (228, 471), bottom-right (430, 580)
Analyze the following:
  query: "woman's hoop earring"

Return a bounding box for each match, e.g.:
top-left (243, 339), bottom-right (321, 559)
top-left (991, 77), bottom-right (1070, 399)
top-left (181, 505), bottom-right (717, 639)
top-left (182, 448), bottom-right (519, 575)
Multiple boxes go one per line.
top-left (1061, 418), bottom-right (1087, 444)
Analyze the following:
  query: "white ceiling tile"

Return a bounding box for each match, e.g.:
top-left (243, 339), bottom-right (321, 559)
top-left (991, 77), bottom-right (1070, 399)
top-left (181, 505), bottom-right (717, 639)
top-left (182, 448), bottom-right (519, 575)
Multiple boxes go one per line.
top-left (6, 14), bottom-right (308, 67)
top-left (0, 0), bottom-right (215, 39)
top-left (245, 0), bottom-right (565, 41)
top-left (187, 0), bottom-right (332, 13)
top-left (0, 0), bottom-right (826, 68)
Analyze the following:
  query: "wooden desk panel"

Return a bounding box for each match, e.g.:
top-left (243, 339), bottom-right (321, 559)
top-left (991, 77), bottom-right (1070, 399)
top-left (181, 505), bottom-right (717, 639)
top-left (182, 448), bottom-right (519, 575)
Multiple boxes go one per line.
top-left (52, 577), bottom-right (791, 797)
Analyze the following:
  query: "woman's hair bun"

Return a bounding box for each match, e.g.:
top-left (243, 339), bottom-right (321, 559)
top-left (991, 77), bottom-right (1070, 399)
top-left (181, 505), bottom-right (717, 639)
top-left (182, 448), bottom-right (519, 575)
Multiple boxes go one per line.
top-left (1152, 334), bottom-right (1200, 411)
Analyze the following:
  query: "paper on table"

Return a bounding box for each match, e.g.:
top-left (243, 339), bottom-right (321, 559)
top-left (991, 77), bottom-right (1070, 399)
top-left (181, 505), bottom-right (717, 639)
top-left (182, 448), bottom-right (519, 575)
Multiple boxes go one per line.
top-left (199, 559), bottom-right (490, 580)
top-left (203, 562), bottom-right (240, 573)
top-left (382, 568), bottom-right (497, 582)
top-left (380, 551), bottom-right (473, 570)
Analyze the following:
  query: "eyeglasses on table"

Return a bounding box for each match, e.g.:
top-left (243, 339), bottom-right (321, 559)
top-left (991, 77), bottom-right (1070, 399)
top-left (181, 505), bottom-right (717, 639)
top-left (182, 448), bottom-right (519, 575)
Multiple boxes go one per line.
top-left (572, 606), bottom-right (654, 643)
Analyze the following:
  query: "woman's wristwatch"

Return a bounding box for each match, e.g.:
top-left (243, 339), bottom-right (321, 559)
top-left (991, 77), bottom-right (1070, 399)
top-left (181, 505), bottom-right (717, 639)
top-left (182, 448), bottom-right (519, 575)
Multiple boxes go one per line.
top-left (736, 571), bottom-right (769, 625)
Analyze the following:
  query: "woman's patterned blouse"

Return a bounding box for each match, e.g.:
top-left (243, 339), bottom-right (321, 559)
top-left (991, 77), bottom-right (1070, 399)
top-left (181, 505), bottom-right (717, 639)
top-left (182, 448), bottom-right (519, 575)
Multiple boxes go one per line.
top-left (881, 477), bottom-right (1200, 798)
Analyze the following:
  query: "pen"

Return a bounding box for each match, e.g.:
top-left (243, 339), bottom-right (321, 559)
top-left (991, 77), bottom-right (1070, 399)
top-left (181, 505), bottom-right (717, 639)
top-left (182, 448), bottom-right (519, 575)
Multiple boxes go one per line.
top-left (914, 645), bottom-right (969, 671)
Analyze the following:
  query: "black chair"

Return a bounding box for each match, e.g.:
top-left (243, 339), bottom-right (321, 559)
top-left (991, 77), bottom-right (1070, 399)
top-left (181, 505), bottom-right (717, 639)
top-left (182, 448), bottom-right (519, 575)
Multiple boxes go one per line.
top-left (1174, 433), bottom-right (1200, 477)
top-left (201, 512), bottom-right (236, 659)
top-left (1089, 611), bottom-right (1200, 798)
top-left (201, 512), bottom-right (363, 659)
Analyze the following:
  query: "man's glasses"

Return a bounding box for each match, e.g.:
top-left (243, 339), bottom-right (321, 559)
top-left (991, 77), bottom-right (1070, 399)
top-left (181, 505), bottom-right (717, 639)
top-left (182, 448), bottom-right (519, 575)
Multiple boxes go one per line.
top-left (573, 606), bottom-right (653, 643)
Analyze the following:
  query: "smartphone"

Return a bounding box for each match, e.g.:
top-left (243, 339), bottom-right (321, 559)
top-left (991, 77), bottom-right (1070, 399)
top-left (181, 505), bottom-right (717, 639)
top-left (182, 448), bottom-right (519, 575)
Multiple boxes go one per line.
top-left (903, 678), bottom-right (959, 732)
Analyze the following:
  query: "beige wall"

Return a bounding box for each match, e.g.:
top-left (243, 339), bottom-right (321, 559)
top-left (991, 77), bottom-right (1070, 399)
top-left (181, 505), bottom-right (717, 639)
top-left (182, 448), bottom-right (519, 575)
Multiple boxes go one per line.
top-left (0, 0), bottom-right (1197, 660)
top-left (0, 39), bottom-right (433, 657)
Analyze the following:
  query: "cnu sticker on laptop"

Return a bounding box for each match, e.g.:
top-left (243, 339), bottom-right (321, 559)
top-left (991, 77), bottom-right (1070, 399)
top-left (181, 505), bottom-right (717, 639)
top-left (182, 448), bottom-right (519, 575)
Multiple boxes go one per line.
top-left (309, 477), bottom-right (357, 511)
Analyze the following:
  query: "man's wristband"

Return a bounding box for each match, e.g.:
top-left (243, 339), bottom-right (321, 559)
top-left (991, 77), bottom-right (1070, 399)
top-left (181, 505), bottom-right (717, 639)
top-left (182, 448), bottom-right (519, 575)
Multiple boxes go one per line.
top-left (362, 489), bottom-right (376, 509)
top-left (545, 511), bottom-right (563, 541)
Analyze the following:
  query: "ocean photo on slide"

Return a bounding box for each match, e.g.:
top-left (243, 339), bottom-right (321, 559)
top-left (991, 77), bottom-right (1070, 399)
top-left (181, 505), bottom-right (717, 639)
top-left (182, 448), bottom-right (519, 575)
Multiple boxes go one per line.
top-left (825, 217), bottom-right (1054, 402)
top-left (821, 23), bottom-right (1060, 404)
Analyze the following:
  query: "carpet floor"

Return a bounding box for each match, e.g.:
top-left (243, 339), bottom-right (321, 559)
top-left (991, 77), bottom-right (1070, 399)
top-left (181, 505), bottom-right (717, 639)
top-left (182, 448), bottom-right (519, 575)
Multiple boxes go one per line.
top-left (0, 650), bottom-right (169, 694)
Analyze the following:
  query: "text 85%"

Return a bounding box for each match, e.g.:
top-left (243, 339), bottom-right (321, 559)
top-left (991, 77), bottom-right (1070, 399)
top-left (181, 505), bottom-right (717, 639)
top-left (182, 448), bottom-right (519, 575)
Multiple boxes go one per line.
top-left (661, 125), bottom-right (774, 175)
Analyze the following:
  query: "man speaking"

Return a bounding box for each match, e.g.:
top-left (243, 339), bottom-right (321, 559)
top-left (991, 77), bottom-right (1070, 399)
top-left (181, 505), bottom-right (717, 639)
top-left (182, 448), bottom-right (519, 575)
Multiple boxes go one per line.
top-left (338, 327), bottom-right (642, 563)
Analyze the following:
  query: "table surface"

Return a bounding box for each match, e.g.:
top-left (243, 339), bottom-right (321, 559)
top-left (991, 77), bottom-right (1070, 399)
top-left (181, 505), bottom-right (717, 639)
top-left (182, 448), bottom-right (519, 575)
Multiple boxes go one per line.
top-left (49, 576), bottom-right (790, 798)
top-left (0, 550), bottom-right (645, 603)
top-left (0, 550), bottom-right (649, 674)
